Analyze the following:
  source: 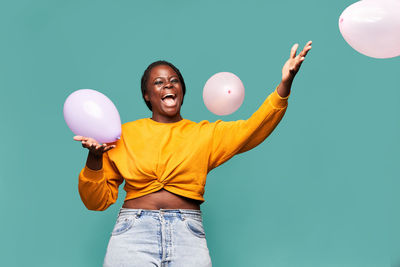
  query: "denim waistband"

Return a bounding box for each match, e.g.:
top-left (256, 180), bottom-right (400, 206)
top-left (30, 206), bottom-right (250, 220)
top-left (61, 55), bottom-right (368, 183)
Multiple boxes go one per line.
top-left (118, 208), bottom-right (202, 218)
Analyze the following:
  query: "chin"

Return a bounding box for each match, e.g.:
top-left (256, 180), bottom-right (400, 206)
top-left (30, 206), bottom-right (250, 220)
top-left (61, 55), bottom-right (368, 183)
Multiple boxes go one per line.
top-left (165, 111), bottom-right (180, 118)
top-left (164, 107), bottom-right (181, 116)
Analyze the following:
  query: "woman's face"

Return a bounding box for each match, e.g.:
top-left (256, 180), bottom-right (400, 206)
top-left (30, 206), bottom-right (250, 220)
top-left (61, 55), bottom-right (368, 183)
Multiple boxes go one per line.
top-left (145, 64), bottom-right (184, 122)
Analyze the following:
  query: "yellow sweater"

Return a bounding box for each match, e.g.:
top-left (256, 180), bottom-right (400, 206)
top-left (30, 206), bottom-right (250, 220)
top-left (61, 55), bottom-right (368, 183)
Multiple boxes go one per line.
top-left (78, 88), bottom-right (289, 211)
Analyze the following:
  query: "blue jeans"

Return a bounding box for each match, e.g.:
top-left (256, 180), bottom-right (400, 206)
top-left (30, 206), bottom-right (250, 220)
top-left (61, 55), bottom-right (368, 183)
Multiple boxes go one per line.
top-left (103, 208), bottom-right (212, 267)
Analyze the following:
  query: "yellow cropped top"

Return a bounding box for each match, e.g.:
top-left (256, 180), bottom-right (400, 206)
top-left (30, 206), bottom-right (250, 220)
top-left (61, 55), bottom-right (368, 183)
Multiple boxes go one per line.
top-left (78, 88), bottom-right (289, 211)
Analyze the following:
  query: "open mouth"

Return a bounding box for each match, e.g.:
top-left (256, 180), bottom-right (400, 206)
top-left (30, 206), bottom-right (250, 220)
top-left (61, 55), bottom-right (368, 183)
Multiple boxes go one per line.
top-left (161, 93), bottom-right (177, 107)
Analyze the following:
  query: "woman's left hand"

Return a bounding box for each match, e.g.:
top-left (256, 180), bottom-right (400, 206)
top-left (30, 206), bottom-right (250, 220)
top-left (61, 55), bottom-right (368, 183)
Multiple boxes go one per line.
top-left (281, 41), bottom-right (312, 83)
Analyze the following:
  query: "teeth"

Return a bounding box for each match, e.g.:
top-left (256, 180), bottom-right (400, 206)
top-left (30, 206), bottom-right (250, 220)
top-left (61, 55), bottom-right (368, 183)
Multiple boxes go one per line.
top-left (162, 94), bottom-right (175, 100)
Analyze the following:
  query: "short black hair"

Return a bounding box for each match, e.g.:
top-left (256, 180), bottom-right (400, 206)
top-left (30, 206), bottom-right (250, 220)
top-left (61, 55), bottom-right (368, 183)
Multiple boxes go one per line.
top-left (140, 60), bottom-right (186, 111)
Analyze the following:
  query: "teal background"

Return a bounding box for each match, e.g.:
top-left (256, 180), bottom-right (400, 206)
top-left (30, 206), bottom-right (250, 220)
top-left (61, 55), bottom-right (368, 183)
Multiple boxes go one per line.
top-left (0, 0), bottom-right (398, 266)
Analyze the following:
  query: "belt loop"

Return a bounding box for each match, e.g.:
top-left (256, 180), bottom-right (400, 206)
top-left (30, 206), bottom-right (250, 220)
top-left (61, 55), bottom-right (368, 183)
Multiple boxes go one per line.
top-left (178, 209), bottom-right (185, 221)
top-left (136, 209), bottom-right (142, 218)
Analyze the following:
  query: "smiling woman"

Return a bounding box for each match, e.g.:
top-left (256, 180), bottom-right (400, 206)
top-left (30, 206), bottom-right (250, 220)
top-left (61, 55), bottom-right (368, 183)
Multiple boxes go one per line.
top-left (144, 64), bottom-right (183, 122)
top-left (74, 41), bottom-right (312, 266)
top-left (140, 61), bottom-right (186, 123)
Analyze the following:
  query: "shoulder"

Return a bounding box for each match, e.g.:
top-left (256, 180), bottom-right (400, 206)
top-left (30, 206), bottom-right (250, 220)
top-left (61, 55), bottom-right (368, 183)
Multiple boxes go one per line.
top-left (186, 119), bottom-right (222, 132)
top-left (196, 119), bottom-right (226, 126)
top-left (179, 118), bottom-right (211, 127)
top-left (122, 118), bottom-right (148, 130)
top-left (118, 119), bottom-right (148, 139)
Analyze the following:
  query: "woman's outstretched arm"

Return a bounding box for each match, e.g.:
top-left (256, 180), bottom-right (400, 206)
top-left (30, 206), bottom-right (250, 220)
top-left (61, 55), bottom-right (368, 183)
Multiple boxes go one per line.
top-left (74, 136), bottom-right (123, 211)
top-left (237, 41), bottom-right (313, 154)
top-left (74, 136), bottom-right (116, 170)
top-left (207, 41), bottom-right (312, 168)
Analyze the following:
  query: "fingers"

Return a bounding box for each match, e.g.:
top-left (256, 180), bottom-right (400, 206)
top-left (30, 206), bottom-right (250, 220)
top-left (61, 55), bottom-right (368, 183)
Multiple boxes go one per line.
top-left (294, 41), bottom-right (312, 70)
top-left (91, 144), bottom-right (116, 153)
top-left (282, 41), bottom-right (312, 81)
top-left (73, 135), bottom-right (87, 141)
top-left (294, 55), bottom-right (306, 72)
top-left (82, 139), bottom-right (97, 147)
top-left (75, 136), bottom-right (99, 149)
top-left (295, 58), bottom-right (305, 72)
top-left (104, 145), bottom-right (116, 153)
top-left (87, 142), bottom-right (98, 150)
top-left (95, 143), bottom-right (103, 150)
top-left (74, 136), bottom-right (98, 145)
top-left (73, 135), bottom-right (116, 156)
top-left (299, 40), bottom-right (312, 58)
top-left (290, 43), bottom-right (299, 58)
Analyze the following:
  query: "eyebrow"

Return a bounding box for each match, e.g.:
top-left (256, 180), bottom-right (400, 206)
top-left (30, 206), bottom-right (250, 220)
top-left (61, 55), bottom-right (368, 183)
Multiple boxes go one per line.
top-left (153, 75), bottom-right (179, 80)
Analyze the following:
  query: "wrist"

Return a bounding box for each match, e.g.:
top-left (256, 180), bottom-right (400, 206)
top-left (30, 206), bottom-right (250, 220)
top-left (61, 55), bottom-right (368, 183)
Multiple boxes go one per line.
top-left (88, 151), bottom-right (103, 159)
top-left (86, 151), bottom-right (103, 170)
top-left (277, 79), bottom-right (292, 98)
top-left (281, 77), bottom-right (293, 86)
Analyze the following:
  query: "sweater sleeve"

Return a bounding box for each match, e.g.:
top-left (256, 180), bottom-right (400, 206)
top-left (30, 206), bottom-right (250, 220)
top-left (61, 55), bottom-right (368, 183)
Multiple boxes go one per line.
top-left (78, 151), bottom-right (124, 211)
top-left (208, 87), bottom-right (289, 169)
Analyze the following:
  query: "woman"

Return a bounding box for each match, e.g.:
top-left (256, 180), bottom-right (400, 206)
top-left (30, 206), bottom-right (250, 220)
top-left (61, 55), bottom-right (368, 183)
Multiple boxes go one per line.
top-left (74, 41), bottom-right (312, 267)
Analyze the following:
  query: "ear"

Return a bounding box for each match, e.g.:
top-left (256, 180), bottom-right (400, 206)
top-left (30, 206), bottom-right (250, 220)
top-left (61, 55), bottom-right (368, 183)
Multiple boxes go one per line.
top-left (144, 92), bottom-right (150, 102)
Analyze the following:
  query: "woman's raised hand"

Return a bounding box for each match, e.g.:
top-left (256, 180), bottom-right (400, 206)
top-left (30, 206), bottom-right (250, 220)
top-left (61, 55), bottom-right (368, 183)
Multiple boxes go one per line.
top-left (73, 136), bottom-right (116, 156)
top-left (281, 41), bottom-right (312, 83)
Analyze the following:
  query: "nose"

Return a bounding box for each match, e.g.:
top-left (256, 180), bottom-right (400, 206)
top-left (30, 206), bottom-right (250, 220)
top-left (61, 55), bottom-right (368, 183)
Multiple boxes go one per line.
top-left (164, 82), bottom-right (173, 89)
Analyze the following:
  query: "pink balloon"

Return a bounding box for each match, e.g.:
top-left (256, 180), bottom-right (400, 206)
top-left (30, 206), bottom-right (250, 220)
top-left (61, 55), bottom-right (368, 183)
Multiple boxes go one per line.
top-left (203, 72), bottom-right (245, 116)
top-left (339, 0), bottom-right (400, 58)
top-left (63, 89), bottom-right (121, 143)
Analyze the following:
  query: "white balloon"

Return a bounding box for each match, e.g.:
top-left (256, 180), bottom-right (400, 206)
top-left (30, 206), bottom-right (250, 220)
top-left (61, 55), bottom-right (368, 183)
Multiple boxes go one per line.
top-left (203, 72), bottom-right (245, 116)
top-left (339, 0), bottom-right (400, 58)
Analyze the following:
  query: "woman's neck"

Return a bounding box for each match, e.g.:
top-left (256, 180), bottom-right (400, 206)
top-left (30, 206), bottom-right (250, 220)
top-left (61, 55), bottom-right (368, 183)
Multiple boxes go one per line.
top-left (151, 114), bottom-right (183, 123)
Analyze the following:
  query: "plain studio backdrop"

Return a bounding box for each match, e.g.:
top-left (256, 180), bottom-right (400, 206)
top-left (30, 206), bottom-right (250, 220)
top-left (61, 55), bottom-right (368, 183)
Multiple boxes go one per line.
top-left (0, 0), bottom-right (399, 266)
